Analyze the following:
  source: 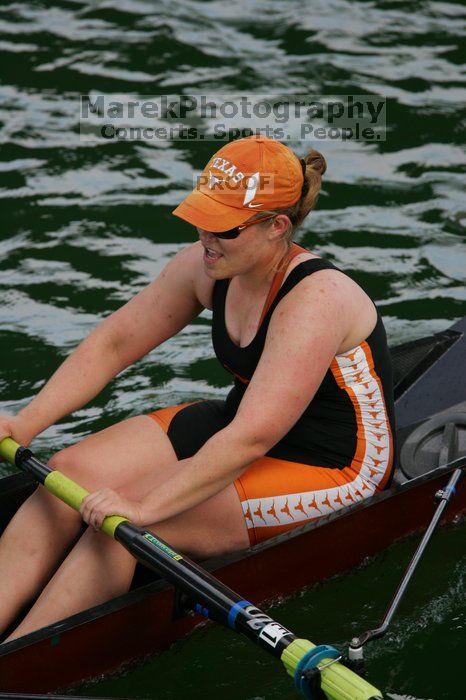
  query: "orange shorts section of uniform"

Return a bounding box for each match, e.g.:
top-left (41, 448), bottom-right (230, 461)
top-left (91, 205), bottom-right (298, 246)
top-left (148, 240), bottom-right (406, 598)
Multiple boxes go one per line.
top-left (146, 403), bottom-right (195, 433)
top-left (145, 402), bottom-right (382, 548)
top-left (233, 456), bottom-right (367, 546)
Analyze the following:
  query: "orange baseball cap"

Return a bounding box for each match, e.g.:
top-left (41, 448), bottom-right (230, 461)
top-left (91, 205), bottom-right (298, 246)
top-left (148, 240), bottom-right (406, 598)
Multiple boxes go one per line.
top-left (172, 135), bottom-right (304, 232)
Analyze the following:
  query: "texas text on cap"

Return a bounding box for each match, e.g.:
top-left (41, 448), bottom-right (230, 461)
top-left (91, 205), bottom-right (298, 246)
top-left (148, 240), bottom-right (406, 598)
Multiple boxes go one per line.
top-left (172, 135), bottom-right (304, 232)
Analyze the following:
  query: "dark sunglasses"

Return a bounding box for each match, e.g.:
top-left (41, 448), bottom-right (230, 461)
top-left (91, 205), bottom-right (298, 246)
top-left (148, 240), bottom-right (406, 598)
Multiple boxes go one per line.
top-left (209, 214), bottom-right (275, 240)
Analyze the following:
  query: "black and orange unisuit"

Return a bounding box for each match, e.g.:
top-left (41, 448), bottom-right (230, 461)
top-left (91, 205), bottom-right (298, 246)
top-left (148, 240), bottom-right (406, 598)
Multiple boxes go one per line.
top-left (148, 243), bottom-right (396, 545)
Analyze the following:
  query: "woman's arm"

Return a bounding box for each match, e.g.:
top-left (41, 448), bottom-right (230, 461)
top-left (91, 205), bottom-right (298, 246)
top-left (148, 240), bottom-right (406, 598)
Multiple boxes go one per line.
top-left (81, 270), bottom-right (354, 529)
top-left (13, 243), bottom-right (207, 441)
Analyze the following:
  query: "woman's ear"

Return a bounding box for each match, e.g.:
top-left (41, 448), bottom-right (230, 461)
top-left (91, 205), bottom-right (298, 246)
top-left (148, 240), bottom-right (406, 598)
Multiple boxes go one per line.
top-left (267, 214), bottom-right (291, 241)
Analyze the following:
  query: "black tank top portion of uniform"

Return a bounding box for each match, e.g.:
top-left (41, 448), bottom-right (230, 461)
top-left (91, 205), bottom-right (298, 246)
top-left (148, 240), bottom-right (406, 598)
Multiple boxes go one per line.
top-left (212, 256), bottom-right (397, 473)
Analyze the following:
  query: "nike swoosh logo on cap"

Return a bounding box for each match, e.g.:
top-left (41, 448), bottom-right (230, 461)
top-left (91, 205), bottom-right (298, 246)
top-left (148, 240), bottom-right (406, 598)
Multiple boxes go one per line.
top-left (247, 203), bottom-right (262, 208)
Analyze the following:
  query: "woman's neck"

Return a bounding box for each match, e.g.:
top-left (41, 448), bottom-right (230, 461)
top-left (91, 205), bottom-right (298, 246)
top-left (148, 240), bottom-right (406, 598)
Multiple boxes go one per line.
top-left (235, 243), bottom-right (291, 295)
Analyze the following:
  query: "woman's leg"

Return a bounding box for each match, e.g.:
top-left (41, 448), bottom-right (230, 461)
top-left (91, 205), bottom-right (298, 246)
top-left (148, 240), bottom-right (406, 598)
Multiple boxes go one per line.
top-left (6, 478), bottom-right (248, 641)
top-left (0, 488), bottom-right (83, 637)
top-left (0, 415), bottom-right (179, 635)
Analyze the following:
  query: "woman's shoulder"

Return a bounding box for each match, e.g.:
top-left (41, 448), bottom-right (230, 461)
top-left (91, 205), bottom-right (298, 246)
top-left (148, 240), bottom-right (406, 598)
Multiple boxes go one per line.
top-left (279, 249), bottom-right (378, 353)
top-left (161, 242), bottom-right (215, 310)
top-left (187, 241), bottom-right (216, 310)
top-left (283, 248), bottom-right (365, 299)
top-left (283, 249), bottom-right (322, 282)
top-left (282, 250), bottom-right (347, 292)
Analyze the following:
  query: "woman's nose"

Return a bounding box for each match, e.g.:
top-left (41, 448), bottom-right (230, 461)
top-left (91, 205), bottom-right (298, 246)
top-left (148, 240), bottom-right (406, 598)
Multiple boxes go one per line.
top-left (198, 228), bottom-right (216, 243)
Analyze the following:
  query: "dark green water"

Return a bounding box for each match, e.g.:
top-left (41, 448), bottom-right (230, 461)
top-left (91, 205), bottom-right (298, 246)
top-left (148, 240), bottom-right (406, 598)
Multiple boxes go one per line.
top-left (0, 0), bottom-right (465, 698)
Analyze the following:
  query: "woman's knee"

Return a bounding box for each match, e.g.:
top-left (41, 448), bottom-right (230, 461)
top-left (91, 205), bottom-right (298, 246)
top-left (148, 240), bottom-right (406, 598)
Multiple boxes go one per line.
top-left (47, 445), bottom-right (96, 486)
top-left (48, 446), bottom-right (73, 472)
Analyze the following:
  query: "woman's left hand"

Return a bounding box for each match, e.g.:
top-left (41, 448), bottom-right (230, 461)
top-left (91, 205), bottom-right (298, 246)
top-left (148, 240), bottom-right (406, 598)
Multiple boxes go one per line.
top-left (80, 488), bottom-right (144, 530)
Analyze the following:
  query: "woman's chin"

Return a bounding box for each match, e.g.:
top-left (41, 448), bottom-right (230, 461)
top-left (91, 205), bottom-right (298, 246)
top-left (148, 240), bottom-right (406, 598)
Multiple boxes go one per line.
top-left (204, 265), bottom-right (229, 279)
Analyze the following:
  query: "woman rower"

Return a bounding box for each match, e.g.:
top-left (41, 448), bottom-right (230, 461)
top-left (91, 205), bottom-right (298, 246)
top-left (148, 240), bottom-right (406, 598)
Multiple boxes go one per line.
top-left (0, 135), bottom-right (395, 641)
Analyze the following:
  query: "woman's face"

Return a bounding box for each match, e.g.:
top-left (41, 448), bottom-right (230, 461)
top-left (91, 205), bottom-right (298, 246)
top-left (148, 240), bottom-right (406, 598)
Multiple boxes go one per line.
top-left (197, 215), bottom-right (290, 280)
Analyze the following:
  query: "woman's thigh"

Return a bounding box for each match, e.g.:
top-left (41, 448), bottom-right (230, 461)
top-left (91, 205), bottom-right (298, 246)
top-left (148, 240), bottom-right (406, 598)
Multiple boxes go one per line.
top-left (48, 407), bottom-right (249, 558)
top-left (48, 414), bottom-right (180, 492)
top-left (50, 399), bottom-right (230, 491)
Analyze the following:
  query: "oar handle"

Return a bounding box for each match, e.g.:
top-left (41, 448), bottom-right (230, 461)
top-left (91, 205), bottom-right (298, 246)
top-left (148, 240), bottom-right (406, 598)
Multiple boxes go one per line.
top-left (0, 437), bottom-right (128, 537)
top-left (0, 436), bottom-right (19, 464)
top-left (45, 471), bottom-right (129, 537)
